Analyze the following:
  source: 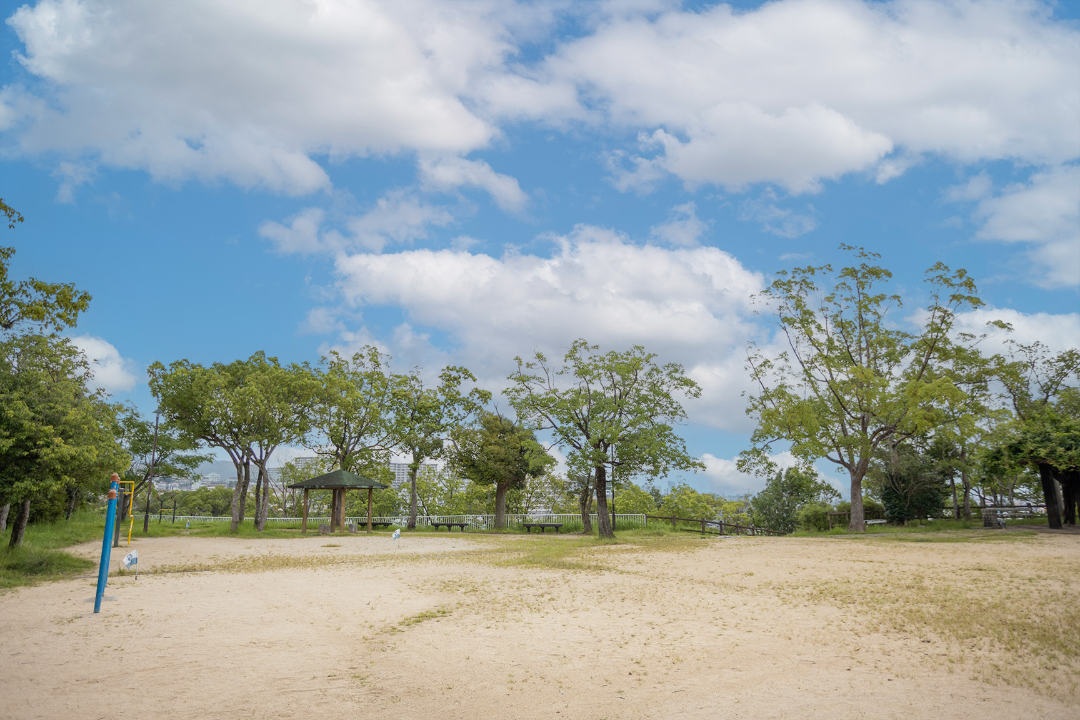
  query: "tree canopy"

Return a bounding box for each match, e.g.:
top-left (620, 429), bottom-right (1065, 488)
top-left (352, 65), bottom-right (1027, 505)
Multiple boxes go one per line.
top-left (507, 339), bottom-right (702, 539)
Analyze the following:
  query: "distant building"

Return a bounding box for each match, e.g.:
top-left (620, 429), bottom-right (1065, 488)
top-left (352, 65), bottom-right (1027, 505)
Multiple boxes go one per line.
top-left (389, 462), bottom-right (440, 489)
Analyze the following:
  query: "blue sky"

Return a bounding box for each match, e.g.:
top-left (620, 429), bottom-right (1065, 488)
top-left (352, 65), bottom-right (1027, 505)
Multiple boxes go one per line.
top-left (2, 0), bottom-right (1078, 495)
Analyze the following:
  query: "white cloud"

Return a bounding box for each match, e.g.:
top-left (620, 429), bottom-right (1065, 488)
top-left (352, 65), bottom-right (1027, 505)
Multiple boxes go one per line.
top-left (972, 165), bottom-right (1080, 288)
top-left (334, 224), bottom-right (764, 362)
top-left (6, 1), bottom-right (1075, 199)
top-left (529, 0), bottom-right (1079, 191)
top-left (258, 207), bottom-right (326, 255)
top-left (700, 450), bottom-right (801, 497)
top-left (4, 0), bottom-right (520, 193)
top-left (649, 201), bottom-right (706, 246)
top-left (51, 161), bottom-right (94, 203)
top-left (419, 156), bottom-right (527, 213)
top-left (949, 306), bottom-right (1080, 357)
top-left (347, 190), bottom-right (455, 252)
top-left (739, 191), bottom-right (818, 238)
top-left (70, 335), bottom-right (137, 393)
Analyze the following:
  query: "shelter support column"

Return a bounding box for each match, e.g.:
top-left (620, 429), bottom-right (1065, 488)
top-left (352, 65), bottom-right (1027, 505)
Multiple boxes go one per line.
top-left (367, 488), bottom-right (373, 533)
top-left (301, 489), bottom-right (309, 534)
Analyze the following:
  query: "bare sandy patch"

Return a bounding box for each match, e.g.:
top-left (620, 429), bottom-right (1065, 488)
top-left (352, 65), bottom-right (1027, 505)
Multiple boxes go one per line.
top-left (1, 531), bottom-right (1076, 719)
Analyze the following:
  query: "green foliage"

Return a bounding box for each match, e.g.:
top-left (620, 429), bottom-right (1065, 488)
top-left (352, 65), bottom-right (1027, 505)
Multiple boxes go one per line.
top-left (880, 467), bottom-right (949, 524)
top-left (507, 339), bottom-right (703, 538)
top-left (613, 481), bottom-right (658, 515)
top-left (390, 365), bottom-right (490, 526)
top-left (796, 502), bottom-right (832, 532)
top-left (0, 333), bottom-right (129, 544)
top-left (452, 411), bottom-right (553, 525)
top-left (741, 246), bottom-right (982, 530)
top-left (659, 482), bottom-right (714, 520)
top-left (0, 204), bottom-right (91, 333)
top-left (309, 348), bottom-right (395, 474)
top-left (749, 466), bottom-right (839, 534)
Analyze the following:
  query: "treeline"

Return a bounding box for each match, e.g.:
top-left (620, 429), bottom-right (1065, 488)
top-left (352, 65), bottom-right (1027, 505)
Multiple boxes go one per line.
top-left (740, 246), bottom-right (1079, 531)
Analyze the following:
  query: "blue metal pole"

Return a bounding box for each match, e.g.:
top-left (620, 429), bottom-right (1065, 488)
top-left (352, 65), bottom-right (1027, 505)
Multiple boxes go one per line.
top-left (95, 474), bottom-right (120, 613)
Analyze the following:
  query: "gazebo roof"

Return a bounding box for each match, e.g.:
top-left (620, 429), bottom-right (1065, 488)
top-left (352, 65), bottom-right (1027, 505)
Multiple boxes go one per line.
top-left (287, 468), bottom-right (389, 490)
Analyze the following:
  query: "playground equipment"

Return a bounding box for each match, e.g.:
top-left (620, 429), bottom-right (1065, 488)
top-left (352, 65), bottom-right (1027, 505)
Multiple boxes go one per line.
top-left (117, 479), bottom-right (135, 546)
top-left (95, 474), bottom-right (120, 613)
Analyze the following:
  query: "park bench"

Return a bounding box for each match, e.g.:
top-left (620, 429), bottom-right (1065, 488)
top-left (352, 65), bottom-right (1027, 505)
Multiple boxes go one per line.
top-left (523, 522), bottom-right (562, 534)
top-left (430, 521), bottom-right (469, 531)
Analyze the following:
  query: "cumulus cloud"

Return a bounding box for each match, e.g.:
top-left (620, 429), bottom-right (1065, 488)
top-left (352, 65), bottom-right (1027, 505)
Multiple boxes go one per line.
top-left (531, 0), bottom-right (1079, 191)
top-left (649, 202), bottom-right (706, 246)
top-left (418, 156), bottom-right (527, 213)
top-left (69, 335), bottom-right (137, 393)
top-left (347, 190), bottom-right (455, 252)
top-left (947, 306), bottom-right (1080, 357)
top-left (739, 191), bottom-right (818, 238)
top-left (259, 207), bottom-right (326, 255)
top-left (5, 1), bottom-right (1075, 199)
top-left (699, 450), bottom-right (802, 497)
top-left (972, 165), bottom-right (1080, 288)
top-left (4, 0), bottom-right (520, 193)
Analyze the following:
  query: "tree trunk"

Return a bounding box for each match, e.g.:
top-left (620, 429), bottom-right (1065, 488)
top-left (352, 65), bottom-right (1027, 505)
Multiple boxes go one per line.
top-left (407, 457), bottom-right (419, 530)
top-left (848, 463), bottom-right (867, 532)
top-left (0, 503), bottom-right (9, 533)
top-left (594, 464), bottom-right (614, 539)
top-left (65, 487), bottom-right (79, 520)
top-left (961, 470), bottom-right (972, 521)
top-left (253, 467), bottom-right (262, 528)
top-left (228, 459), bottom-right (246, 532)
top-left (494, 482), bottom-right (508, 530)
top-left (142, 476), bottom-right (153, 533)
top-left (1060, 474), bottom-right (1076, 526)
top-left (950, 476), bottom-right (959, 520)
top-left (578, 476), bottom-right (593, 534)
top-left (7, 498), bottom-right (31, 548)
top-left (239, 461), bottom-right (251, 523)
top-left (253, 463), bottom-right (270, 532)
top-left (1038, 463), bottom-right (1062, 529)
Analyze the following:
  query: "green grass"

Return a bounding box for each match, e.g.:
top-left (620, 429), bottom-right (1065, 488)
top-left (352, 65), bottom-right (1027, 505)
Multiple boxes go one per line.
top-left (792, 517), bottom-right (1050, 538)
top-left (0, 511), bottom-right (105, 589)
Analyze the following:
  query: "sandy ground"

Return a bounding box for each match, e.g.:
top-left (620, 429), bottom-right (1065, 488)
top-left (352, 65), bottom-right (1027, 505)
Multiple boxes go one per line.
top-left (1, 530), bottom-right (1077, 719)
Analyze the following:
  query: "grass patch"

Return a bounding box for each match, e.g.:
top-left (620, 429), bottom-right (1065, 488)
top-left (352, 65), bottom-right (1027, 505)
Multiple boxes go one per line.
top-left (0, 511), bottom-right (104, 589)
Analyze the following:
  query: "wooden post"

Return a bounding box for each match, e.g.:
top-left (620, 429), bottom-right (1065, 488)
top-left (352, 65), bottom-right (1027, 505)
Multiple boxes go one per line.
top-left (339, 489), bottom-right (347, 529)
top-left (701, 519), bottom-right (706, 534)
top-left (366, 487), bottom-right (373, 533)
top-left (301, 489), bottom-right (309, 534)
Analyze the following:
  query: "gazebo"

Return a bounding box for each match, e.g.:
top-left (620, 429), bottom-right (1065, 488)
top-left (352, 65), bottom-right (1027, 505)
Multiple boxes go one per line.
top-left (288, 469), bottom-right (389, 534)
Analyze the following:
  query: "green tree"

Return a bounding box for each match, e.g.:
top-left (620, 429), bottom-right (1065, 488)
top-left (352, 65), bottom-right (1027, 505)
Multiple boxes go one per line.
top-left (390, 366), bottom-right (489, 529)
top-left (749, 467), bottom-right (839, 534)
top-left (0, 202), bottom-right (91, 333)
top-left (741, 247), bottom-right (981, 531)
top-left (0, 333), bottom-right (128, 546)
top-left (149, 358), bottom-right (257, 532)
top-left (507, 340), bottom-right (703, 539)
top-left (308, 347), bottom-right (396, 476)
top-left (116, 408), bottom-right (208, 545)
top-left (613, 481), bottom-right (658, 516)
top-left (991, 342), bottom-right (1080, 528)
top-left (452, 411), bottom-right (554, 529)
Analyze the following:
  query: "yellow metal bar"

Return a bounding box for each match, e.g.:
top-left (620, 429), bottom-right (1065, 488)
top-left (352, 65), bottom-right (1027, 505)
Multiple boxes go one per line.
top-left (117, 480), bottom-right (135, 546)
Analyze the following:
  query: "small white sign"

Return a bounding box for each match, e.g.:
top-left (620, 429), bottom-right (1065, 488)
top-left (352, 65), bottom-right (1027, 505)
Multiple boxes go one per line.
top-left (392, 529), bottom-right (401, 541)
top-left (122, 549), bottom-right (138, 568)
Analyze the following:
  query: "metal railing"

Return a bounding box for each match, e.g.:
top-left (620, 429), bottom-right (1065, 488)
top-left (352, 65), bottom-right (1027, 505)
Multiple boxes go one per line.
top-left (644, 514), bottom-right (783, 536)
top-left (165, 513), bottom-right (647, 530)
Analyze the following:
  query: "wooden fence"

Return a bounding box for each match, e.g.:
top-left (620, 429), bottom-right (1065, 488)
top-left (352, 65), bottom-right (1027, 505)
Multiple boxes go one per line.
top-left (644, 514), bottom-right (783, 536)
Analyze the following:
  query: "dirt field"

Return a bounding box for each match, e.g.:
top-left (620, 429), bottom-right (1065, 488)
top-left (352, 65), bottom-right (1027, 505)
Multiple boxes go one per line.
top-left (1, 529), bottom-right (1077, 719)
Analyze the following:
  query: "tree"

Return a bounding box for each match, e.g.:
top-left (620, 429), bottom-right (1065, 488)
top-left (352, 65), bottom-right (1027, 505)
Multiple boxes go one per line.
top-left (507, 340), bottom-right (703, 539)
top-left (0, 333), bottom-right (128, 546)
top-left (0, 203), bottom-right (91, 333)
top-left (308, 347), bottom-right (396, 474)
top-left (452, 411), bottom-right (554, 529)
top-left (750, 466), bottom-right (839, 534)
top-left (991, 342), bottom-right (1080, 528)
top-left (116, 408), bottom-right (208, 545)
top-left (149, 358), bottom-right (255, 532)
top-left (741, 247), bottom-right (982, 531)
top-left (237, 354), bottom-right (316, 531)
top-left (390, 366), bottom-right (489, 529)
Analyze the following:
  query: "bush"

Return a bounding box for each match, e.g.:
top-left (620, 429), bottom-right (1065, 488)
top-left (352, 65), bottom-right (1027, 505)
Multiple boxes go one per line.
top-left (881, 469), bottom-right (948, 524)
top-left (796, 502), bottom-right (832, 532)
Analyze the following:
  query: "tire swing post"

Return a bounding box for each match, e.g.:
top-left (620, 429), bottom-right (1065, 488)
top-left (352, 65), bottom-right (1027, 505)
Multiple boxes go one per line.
top-left (95, 474), bottom-right (120, 614)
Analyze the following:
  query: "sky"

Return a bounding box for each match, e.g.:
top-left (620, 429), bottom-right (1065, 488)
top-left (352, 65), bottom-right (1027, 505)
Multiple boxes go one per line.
top-left (1, 0), bottom-right (1078, 497)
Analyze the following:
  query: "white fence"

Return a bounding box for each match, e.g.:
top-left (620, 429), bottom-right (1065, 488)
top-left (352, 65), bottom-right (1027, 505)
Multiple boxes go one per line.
top-left (167, 513), bottom-right (647, 530)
